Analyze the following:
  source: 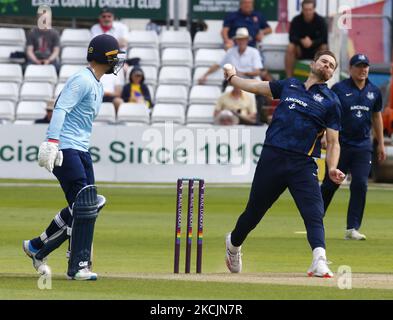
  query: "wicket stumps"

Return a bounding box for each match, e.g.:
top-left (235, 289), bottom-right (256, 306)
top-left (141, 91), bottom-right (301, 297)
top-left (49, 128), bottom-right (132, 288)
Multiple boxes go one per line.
top-left (174, 178), bottom-right (205, 274)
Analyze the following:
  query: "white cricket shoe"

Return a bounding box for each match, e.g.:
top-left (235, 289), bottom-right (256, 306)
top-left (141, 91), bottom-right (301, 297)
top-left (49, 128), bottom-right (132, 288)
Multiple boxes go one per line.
top-left (68, 268), bottom-right (97, 281)
top-left (345, 229), bottom-right (366, 240)
top-left (23, 240), bottom-right (51, 276)
top-left (307, 256), bottom-right (333, 278)
top-left (225, 233), bottom-right (242, 273)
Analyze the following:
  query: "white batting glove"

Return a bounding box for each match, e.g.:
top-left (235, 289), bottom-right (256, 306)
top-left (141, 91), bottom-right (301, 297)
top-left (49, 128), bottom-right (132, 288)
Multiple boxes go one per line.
top-left (223, 63), bottom-right (236, 81)
top-left (38, 140), bottom-right (62, 173)
top-left (55, 150), bottom-right (63, 167)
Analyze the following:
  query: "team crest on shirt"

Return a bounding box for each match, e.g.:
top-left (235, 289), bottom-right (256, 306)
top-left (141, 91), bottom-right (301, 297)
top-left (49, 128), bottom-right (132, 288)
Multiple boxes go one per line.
top-left (356, 110), bottom-right (363, 118)
top-left (367, 92), bottom-right (375, 100)
top-left (313, 94), bottom-right (324, 103)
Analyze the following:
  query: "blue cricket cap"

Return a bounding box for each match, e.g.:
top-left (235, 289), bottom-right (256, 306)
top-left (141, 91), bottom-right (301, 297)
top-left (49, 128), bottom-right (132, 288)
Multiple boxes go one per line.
top-left (350, 54), bottom-right (370, 66)
top-left (87, 34), bottom-right (122, 64)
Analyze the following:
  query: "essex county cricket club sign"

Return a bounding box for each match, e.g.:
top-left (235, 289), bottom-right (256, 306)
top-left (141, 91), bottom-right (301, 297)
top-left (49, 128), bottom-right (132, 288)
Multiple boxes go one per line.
top-left (1, 0), bottom-right (167, 19)
top-left (190, 0), bottom-right (278, 20)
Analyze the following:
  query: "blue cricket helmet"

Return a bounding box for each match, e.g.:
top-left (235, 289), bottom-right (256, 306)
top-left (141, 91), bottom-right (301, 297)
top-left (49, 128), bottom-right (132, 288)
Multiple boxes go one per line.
top-left (87, 34), bottom-right (125, 75)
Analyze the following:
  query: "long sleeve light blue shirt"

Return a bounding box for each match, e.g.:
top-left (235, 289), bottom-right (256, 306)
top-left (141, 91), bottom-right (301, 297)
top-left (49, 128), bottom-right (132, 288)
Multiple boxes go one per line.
top-left (47, 68), bottom-right (104, 152)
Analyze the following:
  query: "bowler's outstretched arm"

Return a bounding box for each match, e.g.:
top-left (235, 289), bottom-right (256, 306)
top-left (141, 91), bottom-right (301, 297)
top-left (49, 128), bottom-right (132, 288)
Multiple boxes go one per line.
top-left (224, 64), bottom-right (273, 97)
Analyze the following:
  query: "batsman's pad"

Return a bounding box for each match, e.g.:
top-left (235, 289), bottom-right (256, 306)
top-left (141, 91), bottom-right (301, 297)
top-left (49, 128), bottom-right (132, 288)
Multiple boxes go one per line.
top-left (97, 194), bottom-right (106, 212)
top-left (67, 185), bottom-right (99, 277)
top-left (71, 194), bottom-right (106, 269)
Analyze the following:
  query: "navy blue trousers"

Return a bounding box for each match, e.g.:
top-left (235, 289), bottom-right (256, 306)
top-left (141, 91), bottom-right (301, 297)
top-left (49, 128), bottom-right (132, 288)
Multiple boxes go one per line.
top-left (53, 149), bottom-right (95, 207)
top-left (231, 146), bottom-right (326, 250)
top-left (31, 149), bottom-right (95, 250)
top-left (320, 147), bottom-right (371, 230)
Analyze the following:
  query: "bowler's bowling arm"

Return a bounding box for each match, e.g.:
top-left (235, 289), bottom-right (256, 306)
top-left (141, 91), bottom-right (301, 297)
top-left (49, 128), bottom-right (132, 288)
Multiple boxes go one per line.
top-left (229, 76), bottom-right (273, 98)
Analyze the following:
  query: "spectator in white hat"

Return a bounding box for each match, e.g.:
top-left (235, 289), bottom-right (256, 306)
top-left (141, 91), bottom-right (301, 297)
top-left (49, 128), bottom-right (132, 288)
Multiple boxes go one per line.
top-left (199, 27), bottom-right (263, 84)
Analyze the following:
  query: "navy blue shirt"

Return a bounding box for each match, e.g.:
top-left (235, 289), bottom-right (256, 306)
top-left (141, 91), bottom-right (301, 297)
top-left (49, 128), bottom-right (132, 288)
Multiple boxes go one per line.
top-left (223, 10), bottom-right (270, 47)
top-left (266, 78), bottom-right (341, 158)
top-left (332, 78), bottom-right (382, 151)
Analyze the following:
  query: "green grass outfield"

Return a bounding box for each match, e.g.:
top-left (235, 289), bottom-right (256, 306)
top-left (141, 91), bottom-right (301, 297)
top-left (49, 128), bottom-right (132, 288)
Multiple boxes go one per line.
top-left (0, 179), bottom-right (393, 300)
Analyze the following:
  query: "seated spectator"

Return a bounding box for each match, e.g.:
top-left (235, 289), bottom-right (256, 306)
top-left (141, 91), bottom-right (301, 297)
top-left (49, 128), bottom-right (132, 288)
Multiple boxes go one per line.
top-left (121, 66), bottom-right (152, 110)
top-left (35, 99), bottom-right (55, 124)
top-left (222, 0), bottom-right (272, 50)
top-left (222, 0), bottom-right (273, 83)
top-left (215, 86), bottom-right (257, 125)
top-left (200, 27), bottom-right (269, 124)
top-left (285, 0), bottom-right (328, 77)
top-left (26, 8), bottom-right (60, 72)
top-left (199, 27), bottom-right (262, 84)
top-left (91, 7), bottom-right (128, 50)
top-left (101, 72), bottom-right (125, 114)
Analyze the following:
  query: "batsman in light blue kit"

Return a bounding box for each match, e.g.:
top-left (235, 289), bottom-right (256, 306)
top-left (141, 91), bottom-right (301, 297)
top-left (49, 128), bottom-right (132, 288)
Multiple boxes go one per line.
top-left (223, 51), bottom-right (346, 278)
top-left (321, 54), bottom-right (386, 240)
top-left (23, 34), bottom-right (124, 280)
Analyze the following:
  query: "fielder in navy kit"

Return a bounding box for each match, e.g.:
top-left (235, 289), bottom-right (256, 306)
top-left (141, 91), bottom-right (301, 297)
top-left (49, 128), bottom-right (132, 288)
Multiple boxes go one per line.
top-left (320, 54), bottom-right (386, 240)
top-left (223, 51), bottom-right (345, 278)
top-left (22, 34), bottom-right (125, 280)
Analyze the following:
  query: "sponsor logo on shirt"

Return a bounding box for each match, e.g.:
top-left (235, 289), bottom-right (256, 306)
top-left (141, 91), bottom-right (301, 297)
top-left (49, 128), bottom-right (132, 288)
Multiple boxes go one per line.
top-left (346, 93), bottom-right (353, 97)
top-left (351, 105), bottom-right (369, 118)
top-left (350, 105), bottom-right (370, 112)
top-left (285, 97), bottom-right (308, 107)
